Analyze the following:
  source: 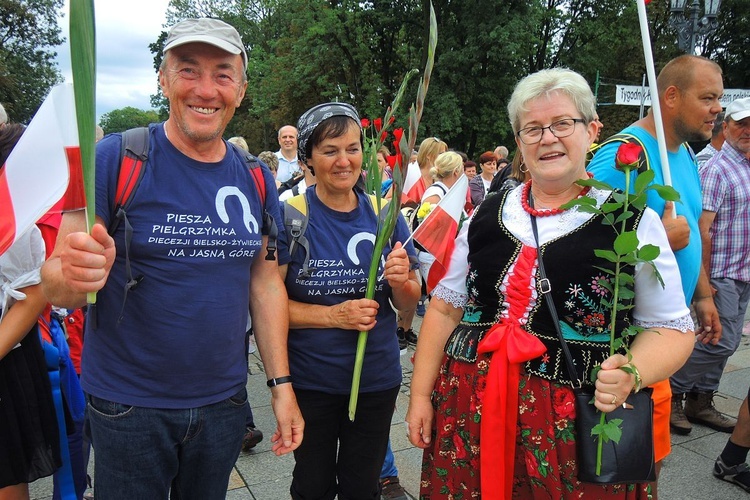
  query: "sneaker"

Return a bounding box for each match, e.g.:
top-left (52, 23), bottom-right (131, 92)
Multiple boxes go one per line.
top-left (685, 392), bottom-right (737, 433)
top-left (714, 456), bottom-right (750, 492)
top-left (670, 393), bottom-right (692, 435)
top-left (416, 295), bottom-right (427, 317)
top-left (405, 329), bottom-right (418, 347)
top-left (397, 327), bottom-right (408, 352)
top-left (380, 475), bottom-right (408, 500)
top-left (242, 426), bottom-right (263, 451)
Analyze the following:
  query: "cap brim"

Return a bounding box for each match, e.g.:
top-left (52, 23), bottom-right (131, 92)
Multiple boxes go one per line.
top-left (163, 35), bottom-right (247, 66)
top-left (729, 110), bottom-right (750, 122)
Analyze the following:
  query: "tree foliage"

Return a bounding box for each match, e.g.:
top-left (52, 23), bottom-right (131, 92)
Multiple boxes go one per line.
top-left (0, 0), bottom-right (64, 123)
top-left (152, 0), bottom-right (748, 157)
top-left (99, 106), bottom-right (160, 134)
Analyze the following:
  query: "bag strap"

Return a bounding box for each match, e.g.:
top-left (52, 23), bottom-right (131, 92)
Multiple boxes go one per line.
top-left (228, 144), bottom-right (277, 261)
top-left (283, 191), bottom-right (316, 279)
top-left (528, 192), bottom-right (582, 387)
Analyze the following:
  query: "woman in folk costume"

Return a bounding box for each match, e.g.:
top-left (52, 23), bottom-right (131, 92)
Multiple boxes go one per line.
top-left (406, 68), bottom-right (695, 498)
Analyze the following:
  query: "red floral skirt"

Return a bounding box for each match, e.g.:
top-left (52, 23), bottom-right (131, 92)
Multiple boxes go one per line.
top-left (420, 353), bottom-right (653, 499)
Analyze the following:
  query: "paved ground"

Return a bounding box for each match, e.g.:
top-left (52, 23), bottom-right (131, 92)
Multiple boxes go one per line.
top-left (31, 309), bottom-right (750, 499)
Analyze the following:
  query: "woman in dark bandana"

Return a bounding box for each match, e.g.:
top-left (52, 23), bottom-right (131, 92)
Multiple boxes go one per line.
top-left (281, 103), bottom-right (420, 499)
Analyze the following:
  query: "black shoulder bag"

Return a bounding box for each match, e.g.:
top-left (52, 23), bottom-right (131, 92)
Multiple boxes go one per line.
top-left (528, 195), bottom-right (656, 484)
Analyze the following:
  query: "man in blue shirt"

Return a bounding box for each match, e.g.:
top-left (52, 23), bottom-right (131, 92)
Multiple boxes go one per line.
top-left (42, 18), bottom-right (303, 499)
top-left (588, 55), bottom-right (724, 460)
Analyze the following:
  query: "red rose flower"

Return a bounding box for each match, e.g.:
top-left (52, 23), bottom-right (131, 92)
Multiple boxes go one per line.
top-left (615, 142), bottom-right (642, 171)
top-left (360, 118), bottom-right (370, 129)
top-left (374, 117), bottom-right (383, 132)
top-left (552, 388), bottom-right (576, 419)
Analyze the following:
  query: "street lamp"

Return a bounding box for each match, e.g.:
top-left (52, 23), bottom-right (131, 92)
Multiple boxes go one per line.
top-left (669, 0), bottom-right (721, 54)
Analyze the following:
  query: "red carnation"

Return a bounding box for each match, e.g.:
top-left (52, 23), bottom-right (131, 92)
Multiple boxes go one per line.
top-left (374, 117), bottom-right (383, 132)
top-left (360, 118), bottom-right (370, 129)
top-left (615, 142), bottom-right (642, 171)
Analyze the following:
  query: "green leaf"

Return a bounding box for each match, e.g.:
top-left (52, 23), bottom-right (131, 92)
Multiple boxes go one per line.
top-left (618, 288), bottom-right (635, 300)
top-left (613, 231), bottom-right (638, 255)
top-left (634, 169), bottom-right (655, 193)
top-left (561, 196), bottom-right (596, 210)
top-left (590, 364), bottom-right (602, 383)
top-left (576, 178), bottom-right (612, 190)
top-left (599, 202), bottom-right (621, 214)
top-left (637, 244), bottom-right (661, 262)
top-left (594, 249), bottom-right (618, 263)
top-left (649, 184), bottom-right (681, 202)
top-left (575, 204), bottom-right (602, 215)
top-left (612, 192), bottom-right (628, 204)
top-left (614, 211), bottom-right (634, 225)
top-left (618, 273), bottom-right (635, 286)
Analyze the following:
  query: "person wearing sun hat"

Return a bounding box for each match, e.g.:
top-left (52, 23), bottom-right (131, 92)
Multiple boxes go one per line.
top-left (41, 18), bottom-right (303, 499)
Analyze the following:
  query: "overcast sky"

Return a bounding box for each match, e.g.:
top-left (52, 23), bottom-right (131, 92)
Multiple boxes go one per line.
top-left (56, 0), bottom-right (171, 120)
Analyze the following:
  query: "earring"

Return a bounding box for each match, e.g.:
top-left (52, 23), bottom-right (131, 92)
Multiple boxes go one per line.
top-left (519, 163), bottom-right (528, 173)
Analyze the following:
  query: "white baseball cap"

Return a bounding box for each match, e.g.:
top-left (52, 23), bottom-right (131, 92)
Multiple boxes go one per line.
top-left (726, 97), bottom-right (750, 122)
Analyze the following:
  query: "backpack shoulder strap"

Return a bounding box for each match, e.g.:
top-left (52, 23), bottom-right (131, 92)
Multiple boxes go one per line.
top-left (366, 193), bottom-right (390, 220)
top-left (229, 144), bottom-right (277, 261)
top-left (283, 192), bottom-right (315, 278)
top-left (595, 132), bottom-right (650, 173)
top-left (110, 127), bottom-right (150, 234)
top-left (104, 127), bottom-right (150, 326)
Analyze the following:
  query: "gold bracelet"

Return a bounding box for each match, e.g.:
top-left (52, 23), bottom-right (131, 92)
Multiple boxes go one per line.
top-left (630, 363), bottom-right (643, 393)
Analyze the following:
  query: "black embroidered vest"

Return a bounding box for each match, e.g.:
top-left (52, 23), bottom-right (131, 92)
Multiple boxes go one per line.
top-left (444, 189), bottom-right (643, 387)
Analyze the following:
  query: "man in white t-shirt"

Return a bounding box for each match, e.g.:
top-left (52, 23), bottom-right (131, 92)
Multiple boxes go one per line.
top-left (275, 125), bottom-right (300, 182)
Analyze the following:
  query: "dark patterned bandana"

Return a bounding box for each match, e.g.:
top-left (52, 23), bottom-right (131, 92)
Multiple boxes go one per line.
top-left (297, 102), bottom-right (361, 163)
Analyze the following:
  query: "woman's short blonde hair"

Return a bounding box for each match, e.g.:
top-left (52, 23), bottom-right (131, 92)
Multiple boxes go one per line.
top-left (430, 151), bottom-right (463, 181)
top-left (417, 137), bottom-right (448, 168)
top-left (228, 136), bottom-right (249, 152)
top-left (507, 68), bottom-right (596, 134)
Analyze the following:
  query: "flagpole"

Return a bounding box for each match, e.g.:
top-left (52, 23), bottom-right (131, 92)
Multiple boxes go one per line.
top-left (636, 0), bottom-right (676, 218)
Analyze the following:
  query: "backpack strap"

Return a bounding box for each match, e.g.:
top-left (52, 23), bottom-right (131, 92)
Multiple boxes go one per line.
top-left (284, 192), bottom-right (388, 280)
top-left (593, 133), bottom-right (650, 173)
top-left (283, 192), bottom-right (316, 279)
top-left (109, 127), bottom-right (150, 323)
top-left (227, 144), bottom-right (277, 261)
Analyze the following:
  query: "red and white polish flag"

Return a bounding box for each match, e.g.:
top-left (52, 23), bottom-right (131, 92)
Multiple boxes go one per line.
top-left (0, 84), bottom-right (79, 256)
top-left (401, 161), bottom-right (423, 205)
top-left (413, 174), bottom-right (469, 292)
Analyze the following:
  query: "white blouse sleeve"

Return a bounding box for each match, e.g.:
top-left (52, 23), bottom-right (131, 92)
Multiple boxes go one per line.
top-left (0, 225), bottom-right (45, 315)
top-left (633, 208), bottom-right (693, 332)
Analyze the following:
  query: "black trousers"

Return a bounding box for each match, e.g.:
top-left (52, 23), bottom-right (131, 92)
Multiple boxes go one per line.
top-left (290, 386), bottom-right (399, 500)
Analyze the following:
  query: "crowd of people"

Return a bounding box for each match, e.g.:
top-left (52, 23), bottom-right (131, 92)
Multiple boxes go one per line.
top-left (2, 15), bottom-right (750, 500)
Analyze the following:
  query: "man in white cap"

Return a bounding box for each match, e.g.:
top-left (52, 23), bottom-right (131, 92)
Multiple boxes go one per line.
top-left (42, 18), bottom-right (302, 499)
top-left (705, 96), bottom-right (750, 492)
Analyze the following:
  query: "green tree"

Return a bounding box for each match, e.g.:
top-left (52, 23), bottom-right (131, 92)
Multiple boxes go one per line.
top-left (99, 106), bottom-right (160, 134)
top-left (0, 0), bottom-right (64, 123)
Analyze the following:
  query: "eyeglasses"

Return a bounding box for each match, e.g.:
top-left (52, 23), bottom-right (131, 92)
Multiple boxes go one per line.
top-left (516, 118), bottom-right (586, 145)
